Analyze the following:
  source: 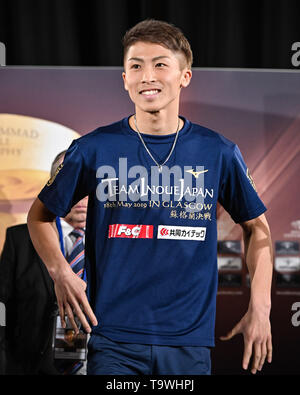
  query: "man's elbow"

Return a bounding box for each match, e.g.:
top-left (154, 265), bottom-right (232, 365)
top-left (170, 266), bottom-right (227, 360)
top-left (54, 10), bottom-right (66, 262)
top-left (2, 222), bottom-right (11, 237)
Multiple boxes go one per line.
top-left (240, 213), bottom-right (270, 237)
top-left (27, 198), bottom-right (55, 226)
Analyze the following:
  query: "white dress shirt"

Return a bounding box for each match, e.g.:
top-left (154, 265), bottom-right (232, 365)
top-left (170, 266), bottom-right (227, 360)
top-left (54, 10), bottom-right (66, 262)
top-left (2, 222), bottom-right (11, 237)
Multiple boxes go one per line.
top-left (59, 218), bottom-right (85, 257)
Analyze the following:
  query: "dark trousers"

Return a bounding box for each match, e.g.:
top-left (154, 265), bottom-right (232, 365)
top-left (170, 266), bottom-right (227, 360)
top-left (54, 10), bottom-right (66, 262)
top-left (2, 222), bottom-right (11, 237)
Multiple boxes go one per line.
top-left (87, 334), bottom-right (211, 375)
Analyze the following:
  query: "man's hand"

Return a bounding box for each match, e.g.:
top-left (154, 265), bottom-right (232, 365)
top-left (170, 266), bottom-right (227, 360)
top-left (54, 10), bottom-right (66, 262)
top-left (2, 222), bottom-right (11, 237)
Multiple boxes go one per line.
top-left (27, 198), bottom-right (98, 333)
top-left (53, 264), bottom-right (98, 334)
top-left (220, 308), bottom-right (272, 374)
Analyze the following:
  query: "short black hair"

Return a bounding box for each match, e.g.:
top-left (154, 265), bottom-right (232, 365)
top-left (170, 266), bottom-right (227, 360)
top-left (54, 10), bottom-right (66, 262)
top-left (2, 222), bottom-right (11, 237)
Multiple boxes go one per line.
top-left (122, 19), bottom-right (193, 69)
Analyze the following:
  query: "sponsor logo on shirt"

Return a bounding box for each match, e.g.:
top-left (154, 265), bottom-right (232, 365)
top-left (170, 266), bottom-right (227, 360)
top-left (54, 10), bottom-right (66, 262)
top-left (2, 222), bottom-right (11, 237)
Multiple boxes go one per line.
top-left (157, 225), bottom-right (206, 241)
top-left (185, 168), bottom-right (208, 178)
top-left (108, 224), bottom-right (153, 239)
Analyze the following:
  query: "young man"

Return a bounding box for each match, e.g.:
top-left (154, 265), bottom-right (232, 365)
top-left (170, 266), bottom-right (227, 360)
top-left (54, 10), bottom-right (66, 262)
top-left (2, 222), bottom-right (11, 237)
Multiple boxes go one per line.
top-left (27, 19), bottom-right (273, 375)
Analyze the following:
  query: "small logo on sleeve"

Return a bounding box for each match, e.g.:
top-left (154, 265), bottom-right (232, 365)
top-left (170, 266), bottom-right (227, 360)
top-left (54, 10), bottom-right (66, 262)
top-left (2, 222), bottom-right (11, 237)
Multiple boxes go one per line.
top-left (108, 224), bottom-right (153, 239)
top-left (46, 163), bottom-right (64, 186)
top-left (246, 168), bottom-right (257, 191)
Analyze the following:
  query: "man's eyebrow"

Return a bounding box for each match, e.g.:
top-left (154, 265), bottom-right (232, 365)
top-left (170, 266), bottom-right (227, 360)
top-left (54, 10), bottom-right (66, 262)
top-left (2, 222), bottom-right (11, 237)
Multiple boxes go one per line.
top-left (152, 56), bottom-right (170, 62)
top-left (127, 56), bottom-right (170, 62)
top-left (128, 57), bottom-right (144, 62)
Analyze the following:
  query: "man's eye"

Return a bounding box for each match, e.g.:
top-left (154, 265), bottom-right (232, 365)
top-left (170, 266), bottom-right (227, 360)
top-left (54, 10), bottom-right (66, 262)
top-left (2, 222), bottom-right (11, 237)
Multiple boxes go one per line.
top-left (156, 63), bottom-right (166, 67)
top-left (131, 64), bottom-right (140, 69)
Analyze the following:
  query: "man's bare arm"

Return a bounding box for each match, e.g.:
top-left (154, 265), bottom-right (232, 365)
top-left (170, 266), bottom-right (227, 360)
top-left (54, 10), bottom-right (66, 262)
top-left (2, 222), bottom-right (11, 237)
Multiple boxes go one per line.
top-left (27, 198), bottom-right (98, 333)
top-left (241, 213), bottom-right (273, 312)
top-left (220, 213), bottom-right (273, 374)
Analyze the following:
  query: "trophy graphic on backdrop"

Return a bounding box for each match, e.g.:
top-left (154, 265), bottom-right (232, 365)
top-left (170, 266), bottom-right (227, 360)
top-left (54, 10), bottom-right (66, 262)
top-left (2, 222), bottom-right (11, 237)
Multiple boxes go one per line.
top-left (0, 114), bottom-right (80, 251)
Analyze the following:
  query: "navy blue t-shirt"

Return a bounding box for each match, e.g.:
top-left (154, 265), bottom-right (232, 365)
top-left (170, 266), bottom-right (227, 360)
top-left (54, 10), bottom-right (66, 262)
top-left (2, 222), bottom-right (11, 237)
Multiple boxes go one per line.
top-left (38, 116), bottom-right (266, 347)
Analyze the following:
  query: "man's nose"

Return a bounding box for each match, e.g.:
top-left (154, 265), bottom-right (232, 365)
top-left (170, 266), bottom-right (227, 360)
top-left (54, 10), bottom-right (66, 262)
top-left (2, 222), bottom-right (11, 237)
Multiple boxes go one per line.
top-left (141, 66), bottom-right (156, 83)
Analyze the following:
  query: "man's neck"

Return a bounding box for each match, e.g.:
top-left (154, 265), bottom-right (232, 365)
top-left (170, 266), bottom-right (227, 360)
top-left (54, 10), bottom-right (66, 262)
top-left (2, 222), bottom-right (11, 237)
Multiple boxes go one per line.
top-left (131, 109), bottom-right (183, 136)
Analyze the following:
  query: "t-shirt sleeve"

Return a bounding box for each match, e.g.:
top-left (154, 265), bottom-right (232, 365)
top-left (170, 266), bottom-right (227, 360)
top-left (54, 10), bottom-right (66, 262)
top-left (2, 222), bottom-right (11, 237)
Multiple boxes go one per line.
top-left (38, 140), bottom-right (92, 217)
top-left (218, 144), bottom-right (267, 223)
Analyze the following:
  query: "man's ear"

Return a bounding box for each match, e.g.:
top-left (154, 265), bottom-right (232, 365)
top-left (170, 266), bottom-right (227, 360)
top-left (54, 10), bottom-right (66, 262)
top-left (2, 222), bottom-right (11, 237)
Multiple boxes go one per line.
top-left (122, 71), bottom-right (128, 91)
top-left (180, 69), bottom-right (192, 88)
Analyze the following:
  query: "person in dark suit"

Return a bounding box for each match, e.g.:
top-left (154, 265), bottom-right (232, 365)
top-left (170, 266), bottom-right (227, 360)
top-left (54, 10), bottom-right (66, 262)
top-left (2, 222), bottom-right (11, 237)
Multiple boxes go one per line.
top-left (0, 151), bottom-right (88, 374)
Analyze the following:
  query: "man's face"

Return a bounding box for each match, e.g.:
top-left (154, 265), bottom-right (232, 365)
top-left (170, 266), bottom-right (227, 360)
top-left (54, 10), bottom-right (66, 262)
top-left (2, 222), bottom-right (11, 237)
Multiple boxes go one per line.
top-left (64, 196), bottom-right (88, 225)
top-left (122, 41), bottom-right (192, 114)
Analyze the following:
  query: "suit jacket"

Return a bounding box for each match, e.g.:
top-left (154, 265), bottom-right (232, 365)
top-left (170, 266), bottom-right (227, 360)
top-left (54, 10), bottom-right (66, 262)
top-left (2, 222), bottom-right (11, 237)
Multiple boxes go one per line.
top-left (0, 224), bottom-right (58, 374)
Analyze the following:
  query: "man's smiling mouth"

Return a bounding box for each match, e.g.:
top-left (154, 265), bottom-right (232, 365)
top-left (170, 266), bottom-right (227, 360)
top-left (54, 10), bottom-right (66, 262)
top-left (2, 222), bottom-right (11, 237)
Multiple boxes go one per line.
top-left (140, 89), bottom-right (161, 96)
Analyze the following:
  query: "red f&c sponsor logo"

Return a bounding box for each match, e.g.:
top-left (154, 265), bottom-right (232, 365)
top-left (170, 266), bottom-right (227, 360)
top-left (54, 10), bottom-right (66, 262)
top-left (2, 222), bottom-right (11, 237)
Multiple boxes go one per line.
top-left (109, 224), bottom-right (153, 239)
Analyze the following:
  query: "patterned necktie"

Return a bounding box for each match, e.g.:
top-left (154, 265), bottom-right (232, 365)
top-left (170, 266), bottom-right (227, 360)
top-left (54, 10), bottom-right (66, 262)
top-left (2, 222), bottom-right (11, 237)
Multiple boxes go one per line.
top-left (67, 228), bottom-right (85, 279)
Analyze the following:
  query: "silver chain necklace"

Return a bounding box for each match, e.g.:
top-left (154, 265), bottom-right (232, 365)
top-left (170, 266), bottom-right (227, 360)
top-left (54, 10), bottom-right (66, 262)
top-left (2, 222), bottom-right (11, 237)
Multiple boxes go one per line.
top-left (133, 114), bottom-right (180, 172)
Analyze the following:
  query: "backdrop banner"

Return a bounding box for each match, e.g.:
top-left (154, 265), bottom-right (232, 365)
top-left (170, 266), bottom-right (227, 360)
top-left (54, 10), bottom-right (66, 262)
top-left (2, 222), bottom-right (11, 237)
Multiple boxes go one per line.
top-left (0, 66), bottom-right (299, 374)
